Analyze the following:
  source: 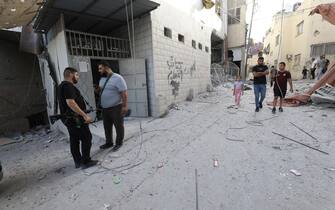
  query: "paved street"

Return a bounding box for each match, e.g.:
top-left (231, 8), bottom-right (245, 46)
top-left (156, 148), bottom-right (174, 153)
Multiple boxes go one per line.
top-left (1, 82), bottom-right (334, 210)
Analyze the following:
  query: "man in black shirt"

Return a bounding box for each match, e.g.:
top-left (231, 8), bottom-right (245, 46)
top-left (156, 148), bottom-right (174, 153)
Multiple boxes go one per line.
top-left (58, 67), bottom-right (98, 169)
top-left (252, 57), bottom-right (269, 112)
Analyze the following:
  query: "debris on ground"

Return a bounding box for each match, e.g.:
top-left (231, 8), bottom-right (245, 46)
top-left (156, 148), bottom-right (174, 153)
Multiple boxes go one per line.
top-left (213, 159), bottom-right (219, 167)
top-left (290, 169), bottom-right (302, 176)
top-left (324, 168), bottom-right (335, 172)
top-left (112, 175), bottom-right (121, 184)
top-left (157, 163), bottom-right (164, 169)
top-left (103, 203), bottom-right (112, 210)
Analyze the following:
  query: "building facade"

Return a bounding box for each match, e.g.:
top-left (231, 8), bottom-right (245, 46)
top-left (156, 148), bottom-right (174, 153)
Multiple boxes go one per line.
top-left (263, 0), bottom-right (335, 80)
top-left (227, 0), bottom-right (247, 77)
top-left (34, 0), bottom-right (227, 126)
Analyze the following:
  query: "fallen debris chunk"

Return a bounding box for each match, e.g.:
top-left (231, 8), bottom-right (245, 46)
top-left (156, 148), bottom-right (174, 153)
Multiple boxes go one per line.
top-left (157, 163), bottom-right (164, 169)
top-left (290, 169), bottom-right (302, 176)
top-left (103, 203), bottom-right (112, 210)
top-left (112, 175), bottom-right (121, 184)
top-left (325, 168), bottom-right (335, 171)
top-left (272, 132), bottom-right (329, 155)
top-left (213, 159), bottom-right (219, 167)
top-left (272, 146), bottom-right (281, 150)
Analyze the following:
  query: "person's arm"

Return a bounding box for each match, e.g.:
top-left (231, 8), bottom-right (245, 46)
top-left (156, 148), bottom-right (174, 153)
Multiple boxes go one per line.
top-left (120, 90), bottom-right (128, 115)
top-left (66, 99), bottom-right (92, 123)
top-left (288, 78), bottom-right (293, 92)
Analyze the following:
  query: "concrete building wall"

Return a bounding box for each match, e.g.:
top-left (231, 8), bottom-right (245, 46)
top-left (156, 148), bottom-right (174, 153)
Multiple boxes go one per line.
top-left (264, 0), bottom-right (335, 80)
top-left (150, 1), bottom-right (213, 115)
top-left (0, 32), bottom-right (46, 132)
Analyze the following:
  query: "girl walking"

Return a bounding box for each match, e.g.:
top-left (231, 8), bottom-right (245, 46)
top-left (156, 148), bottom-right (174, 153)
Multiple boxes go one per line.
top-left (233, 75), bottom-right (244, 107)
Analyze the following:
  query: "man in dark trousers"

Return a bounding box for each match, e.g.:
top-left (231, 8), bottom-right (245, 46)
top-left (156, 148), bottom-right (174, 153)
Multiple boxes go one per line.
top-left (58, 67), bottom-right (98, 169)
top-left (98, 61), bottom-right (128, 152)
top-left (252, 57), bottom-right (269, 112)
top-left (272, 62), bottom-right (293, 114)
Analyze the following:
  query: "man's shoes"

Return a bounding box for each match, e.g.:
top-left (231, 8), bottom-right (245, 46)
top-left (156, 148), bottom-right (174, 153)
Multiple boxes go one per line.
top-left (100, 143), bottom-right (113, 149)
top-left (112, 145), bottom-right (122, 152)
top-left (81, 160), bottom-right (98, 170)
top-left (75, 162), bottom-right (81, 169)
top-left (259, 103), bottom-right (263, 109)
top-left (279, 107), bottom-right (283, 112)
top-left (272, 107), bottom-right (276, 114)
top-left (255, 107), bottom-right (260, 112)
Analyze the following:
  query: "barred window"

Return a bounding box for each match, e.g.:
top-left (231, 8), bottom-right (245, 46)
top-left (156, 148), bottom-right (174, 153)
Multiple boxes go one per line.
top-left (294, 54), bottom-right (301, 66)
top-left (325, 43), bottom-right (335, 55)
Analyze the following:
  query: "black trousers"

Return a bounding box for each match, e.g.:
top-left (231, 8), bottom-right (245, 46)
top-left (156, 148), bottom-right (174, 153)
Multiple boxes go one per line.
top-left (66, 125), bottom-right (92, 165)
top-left (102, 104), bottom-right (124, 146)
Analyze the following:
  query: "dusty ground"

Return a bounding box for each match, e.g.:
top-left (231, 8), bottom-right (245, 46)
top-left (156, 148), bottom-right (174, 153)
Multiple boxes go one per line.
top-left (0, 81), bottom-right (334, 210)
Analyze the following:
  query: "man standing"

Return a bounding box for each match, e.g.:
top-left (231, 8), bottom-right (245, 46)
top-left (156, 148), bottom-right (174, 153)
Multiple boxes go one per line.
top-left (302, 66), bottom-right (308, 79)
top-left (317, 55), bottom-right (327, 80)
top-left (272, 62), bottom-right (293, 114)
top-left (98, 61), bottom-right (128, 152)
top-left (252, 57), bottom-right (269, 112)
top-left (58, 67), bottom-right (98, 169)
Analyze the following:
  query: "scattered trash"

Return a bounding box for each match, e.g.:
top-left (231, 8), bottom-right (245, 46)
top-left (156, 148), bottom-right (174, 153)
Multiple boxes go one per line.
top-left (290, 169), bottom-right (302, 176)
top-left (157, 163), bottom-right (164, 169)
top-left (112, 175), bottom-right (121, 184)
top-left (47, 139), bottom-right (53, 143)
top-left (71, 193), bottom-right (79, 201)
top-left (311, 84), bottom-right (335, 104)
top-left (103, 203), bottom-right (112, 210)
top-left (38, 174), bottom-right (47, 180)
top-left (213, 159), bottom-right (219, 167)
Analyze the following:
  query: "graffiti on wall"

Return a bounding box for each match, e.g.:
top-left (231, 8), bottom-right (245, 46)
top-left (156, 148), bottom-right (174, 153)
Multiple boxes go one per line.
top-left (167, 56), bottom-right (196, 97)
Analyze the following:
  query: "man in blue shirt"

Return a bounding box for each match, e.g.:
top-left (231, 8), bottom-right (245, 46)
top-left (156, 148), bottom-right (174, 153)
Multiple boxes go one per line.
top-left (97, 61), bottom-right (128, 151)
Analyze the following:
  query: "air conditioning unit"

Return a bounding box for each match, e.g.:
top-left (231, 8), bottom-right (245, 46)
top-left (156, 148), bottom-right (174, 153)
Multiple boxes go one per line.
top-left (286, 54), bottom-right (293, 61)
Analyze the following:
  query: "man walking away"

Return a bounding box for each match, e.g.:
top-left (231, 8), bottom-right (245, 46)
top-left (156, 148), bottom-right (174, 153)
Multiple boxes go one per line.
top-left (58, 67), bottom-right (98, 169)
top-left (252, 57), bottom-right (269, 112)
top-left (302, 66), bottom-right (308, 79)
top-left (98, 61), bottom-right (128, 152)
top-left (272, 62), bottom-right (293, 114)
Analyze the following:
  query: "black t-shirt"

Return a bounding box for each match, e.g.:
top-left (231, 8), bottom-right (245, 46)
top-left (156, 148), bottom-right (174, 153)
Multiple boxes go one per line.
top-left (252, 65), bottom-right (268, 84)
top-left (58, 81), bottom-right (86, 126)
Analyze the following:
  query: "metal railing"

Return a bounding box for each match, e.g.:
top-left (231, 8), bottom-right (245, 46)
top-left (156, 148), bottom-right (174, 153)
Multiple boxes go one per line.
top-left (65, 30), bottom-right (130, 59)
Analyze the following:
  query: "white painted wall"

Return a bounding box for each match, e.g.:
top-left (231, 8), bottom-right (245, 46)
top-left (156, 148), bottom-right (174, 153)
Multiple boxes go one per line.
top-left (150, 2), bottom-right (215, 115)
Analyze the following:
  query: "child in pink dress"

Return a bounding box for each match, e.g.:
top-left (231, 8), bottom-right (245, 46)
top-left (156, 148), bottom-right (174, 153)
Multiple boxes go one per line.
top-left (233, 75), bottom-right (244, 107)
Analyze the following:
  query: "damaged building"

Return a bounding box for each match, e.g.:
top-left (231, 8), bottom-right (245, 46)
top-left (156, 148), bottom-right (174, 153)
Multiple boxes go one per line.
top-left (33, 0), bottom-right (226, 121)
top-left (0, 0), bottom-right (226, 132)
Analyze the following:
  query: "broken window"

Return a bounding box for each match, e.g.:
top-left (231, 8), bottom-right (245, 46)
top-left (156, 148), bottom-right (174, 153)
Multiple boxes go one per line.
top-left (164, 27), bottom-right (172, 38)
top-left (296, 21), bottom-right (304, 36)
top-left (295, 54), bottom-right (301, 65)
top-left (198, 43), bottom-right (203, 50)
top-left (192, 40), bottom-right (196, 49)
top-left (178, 34), bottom-right (185, 43)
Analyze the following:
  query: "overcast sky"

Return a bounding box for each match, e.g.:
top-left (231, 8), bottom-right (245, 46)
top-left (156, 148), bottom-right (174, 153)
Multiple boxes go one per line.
top-left (246, 0), bottom-right (301, 42)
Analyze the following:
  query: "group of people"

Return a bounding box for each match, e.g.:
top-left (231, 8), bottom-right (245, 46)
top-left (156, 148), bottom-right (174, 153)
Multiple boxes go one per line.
top-left (233, 57), bottom-right (293, 114)
top-left (58, 61), bottom-right (128, 169)
top-left (302, 55), bottom-right (330, 80)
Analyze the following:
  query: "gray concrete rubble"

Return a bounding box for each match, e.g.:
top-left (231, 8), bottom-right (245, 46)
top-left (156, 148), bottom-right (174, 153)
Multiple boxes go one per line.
top-left (0, 81), bottom-right (334, 210)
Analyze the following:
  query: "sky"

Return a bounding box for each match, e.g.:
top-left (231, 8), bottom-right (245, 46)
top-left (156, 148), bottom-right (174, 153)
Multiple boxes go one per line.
top-left (246, 0), bottom-right (301, 42)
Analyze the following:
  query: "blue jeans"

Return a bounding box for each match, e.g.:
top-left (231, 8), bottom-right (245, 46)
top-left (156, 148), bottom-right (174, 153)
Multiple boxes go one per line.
top-left (254, 84), bottom-right (266, 108)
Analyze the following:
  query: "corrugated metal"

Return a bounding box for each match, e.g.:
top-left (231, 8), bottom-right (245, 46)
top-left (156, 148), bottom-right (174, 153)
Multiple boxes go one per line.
top-left (34, 0), bottom-right (159, 34)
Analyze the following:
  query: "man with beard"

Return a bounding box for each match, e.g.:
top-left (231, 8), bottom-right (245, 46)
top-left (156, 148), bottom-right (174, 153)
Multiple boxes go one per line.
top-left (58, 67), bottom-right (98, 169)
top-left (97, 61), bottom-right (128, 152)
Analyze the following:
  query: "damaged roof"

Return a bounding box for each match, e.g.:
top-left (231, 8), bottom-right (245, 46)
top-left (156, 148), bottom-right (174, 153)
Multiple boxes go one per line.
top-left (33, 0), bottom-right (159, 34)
top-left (0, 0), bottom-right (43, 29)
